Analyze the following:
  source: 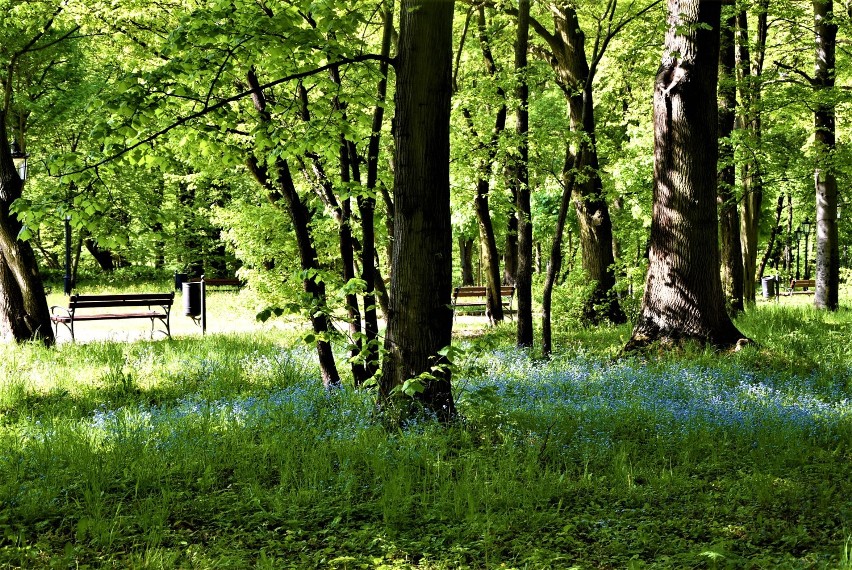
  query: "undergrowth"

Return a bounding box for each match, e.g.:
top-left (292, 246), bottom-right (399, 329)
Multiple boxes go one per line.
top-left (0, 304), bottom-right (849, 568)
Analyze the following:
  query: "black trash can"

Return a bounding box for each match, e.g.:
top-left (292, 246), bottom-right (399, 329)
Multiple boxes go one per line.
top-left (174, 272), bottom-right (188, 292)
top-left (183, 281), bottom-right (202, 317)
top-left (761, 276), bottom-right (776, 299)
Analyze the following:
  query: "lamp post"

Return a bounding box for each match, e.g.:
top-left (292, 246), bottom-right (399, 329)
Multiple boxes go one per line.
top-left (794, 228), bottom-right (802, 280)
top-left (802, 217), bottom-right (812, 281)
top-left (9, 141), bottom-right (28, 182)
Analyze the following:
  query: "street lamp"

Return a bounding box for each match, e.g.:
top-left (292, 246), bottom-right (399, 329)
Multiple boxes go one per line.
top-left (794, 228), bottom-right (802, 280)
top-left (9, 141), bottom-right (28, 182)
top-left (802, 217), bottom-right (812, 281)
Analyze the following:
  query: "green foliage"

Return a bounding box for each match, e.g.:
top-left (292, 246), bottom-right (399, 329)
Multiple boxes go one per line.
top-left (1, 300), bottom-right (851, 567)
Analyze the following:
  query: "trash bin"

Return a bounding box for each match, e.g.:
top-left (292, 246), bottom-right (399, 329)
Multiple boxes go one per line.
top-left (761, 276), bottom-right (776, 299)
top-left (174, 272), bottom-right (188, 292)
top-left (183, 281), bottom-right (202, 317)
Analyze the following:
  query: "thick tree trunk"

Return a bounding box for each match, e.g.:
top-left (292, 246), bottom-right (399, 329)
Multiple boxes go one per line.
top-left (718, 13), bottom-right (744, 315)
top-left (0, 127), bottom-right (53, 345)
top-left (514, 0), bottom-right (533, 348)
top-left (380, 0), bottom-right (456, 422)
top-left (813, 0), bottom-right (839, 310)
top-left (627, 0), bottom-right (745, 350)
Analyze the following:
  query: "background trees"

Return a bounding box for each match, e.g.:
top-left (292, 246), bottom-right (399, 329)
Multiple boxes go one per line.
top-left (0, 0), bottom-right (847, 382)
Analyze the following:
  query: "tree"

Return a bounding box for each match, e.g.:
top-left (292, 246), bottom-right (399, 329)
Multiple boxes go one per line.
top-left (718, 11), bottom-right (744, 314)
top-left (380, 0), bottom-right (456, 422)
top-left (514, 0), bottom-right (533, 348)
top-left (627, 0), bottom-right (746, 350)
top-left (812, 0), bottom-right (839, 310)
top-left (0, 1), bottom-right (77, 345)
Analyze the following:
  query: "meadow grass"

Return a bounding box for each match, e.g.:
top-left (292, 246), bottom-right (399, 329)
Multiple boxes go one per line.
top-left (0, 298), bottom-right (850, 568)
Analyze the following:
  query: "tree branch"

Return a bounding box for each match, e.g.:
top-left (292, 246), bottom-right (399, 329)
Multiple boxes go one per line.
top-left (61, 53), bottom-right (394, 175)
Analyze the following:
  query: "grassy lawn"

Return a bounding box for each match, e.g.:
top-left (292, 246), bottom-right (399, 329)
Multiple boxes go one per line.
top-left (0, 290), bottom-right (850, 568)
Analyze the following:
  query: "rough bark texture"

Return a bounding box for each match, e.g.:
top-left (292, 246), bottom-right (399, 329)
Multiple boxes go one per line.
top-left (0, 123), bottom-right (54, 345)
top-left (381, 0), bottom-right (456, 422)
top-left (514, 0), bottom-right (533, 348)
top-left (717, 13), bottom-right (744, 315)
top-left (813, 0), bottom-right (839, 310)
top-left (534, 6), bottom-right (624, 324)
top-left (627, 0), bottom-right (745, 350)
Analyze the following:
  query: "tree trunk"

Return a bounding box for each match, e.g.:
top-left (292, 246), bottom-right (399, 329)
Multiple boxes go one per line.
top-left (538, 6), bottom-right (624, 324)
top-left (736, 3), bottom-right (769, 303)
top-left (627, 0), bottom-right (745, 351)
top-left (381, 0), bottom-right (456, 422)
top-left (813, 0), bottom-right (839, 310)
top-left (459, 237), bottom-right (475, 286)
top-left (0, 125), bottom-right (53, 345)
top-left (542, 153), bottom-right (574, 357)
top-left (757, 195), bottom-right (784, 280)
top-left (514, 0), bottom-right (533, 348)
top-left (718, 13), bottom-right (744, 315)
top-left (359, 0), bottom-right (394, 379)
top-left (246, 69), bottom-right (340, 387)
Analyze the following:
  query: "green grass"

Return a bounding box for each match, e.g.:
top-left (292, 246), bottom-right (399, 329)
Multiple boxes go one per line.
top-left (0, 300), bottom-right (850, 568)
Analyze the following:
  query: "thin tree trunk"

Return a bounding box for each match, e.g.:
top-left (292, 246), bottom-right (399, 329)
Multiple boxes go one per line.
top-left (757, 195), bottom-right (784, 280)
top-left (514, 0), bottom-right (533, 348)
top-left (459, 237), bottom-right (475, 286)
top-left (718, 13), bottom-right (744, 314)
top-left (246, 69), bottom-right (340, 387)
top-left (542, 154), bottom-right (574, 357)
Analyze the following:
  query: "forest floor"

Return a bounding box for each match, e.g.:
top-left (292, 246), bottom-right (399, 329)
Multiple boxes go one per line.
top-left (1, 285), bottom-right (849, 568)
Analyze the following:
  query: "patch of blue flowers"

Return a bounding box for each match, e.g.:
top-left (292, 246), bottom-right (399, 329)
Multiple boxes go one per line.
top-left (457, 351), bottom-right (851, 452)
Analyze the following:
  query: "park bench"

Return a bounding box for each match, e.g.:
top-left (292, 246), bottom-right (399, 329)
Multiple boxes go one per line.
top-left (188, 277), bottom-right (243, 290)
top-left (452, 285), bottom-right (515, 320)
top-left (50, 292), bottom-right (175, 341)
top-left (787, 278), bottom-right (816, 295)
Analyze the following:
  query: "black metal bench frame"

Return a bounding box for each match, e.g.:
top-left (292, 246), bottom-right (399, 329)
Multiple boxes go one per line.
top-left (50, 292), bottom-right (175, 341)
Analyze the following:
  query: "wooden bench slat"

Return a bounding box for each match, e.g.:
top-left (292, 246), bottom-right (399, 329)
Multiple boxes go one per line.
top-left (50, 292), bottom-right (174, 341)
top-left (452, 285), bottom-right (515, 320)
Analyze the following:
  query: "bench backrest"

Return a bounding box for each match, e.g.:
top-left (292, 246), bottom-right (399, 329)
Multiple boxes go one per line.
top-left (68, 293), bottom-right (175, 310)
top-left (790, 279), bottom-right (816, 288)
top-left (454, 286), bottom-right (514, 298)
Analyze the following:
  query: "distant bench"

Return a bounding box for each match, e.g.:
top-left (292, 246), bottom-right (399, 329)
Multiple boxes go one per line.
top-left (787, 279), bottom-right (815, 295)
top-left (452, 285), bottom-right (515, 319)
top-left (188, 277), bottom-right (243, 290)
top-left (50, 292), bottom-right (174, 341)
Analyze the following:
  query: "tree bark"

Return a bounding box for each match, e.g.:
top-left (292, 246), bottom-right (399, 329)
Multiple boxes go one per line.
top-left (380, 0), bottom-right (456, 422)
top-left (542, 154), bottom-right (574, 357)
top-left (718, 13), bottom-right (744, 315)
top-left (459, 237), bottom-right (475, 286)
top-left (627, 0), bottom-right (745, 351)
top-left (0, 122), bottom-right (53, 345)
top-left (533, 6), bottom-right (624, 324)
top-left (246, 69), bottom-right (340, 387)
top-left (813, 0), bottom-right (839, 310)
top-left (736, 3), bottom-right (769, 303)
top-left (514, 0), bottom-right (533, 348)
